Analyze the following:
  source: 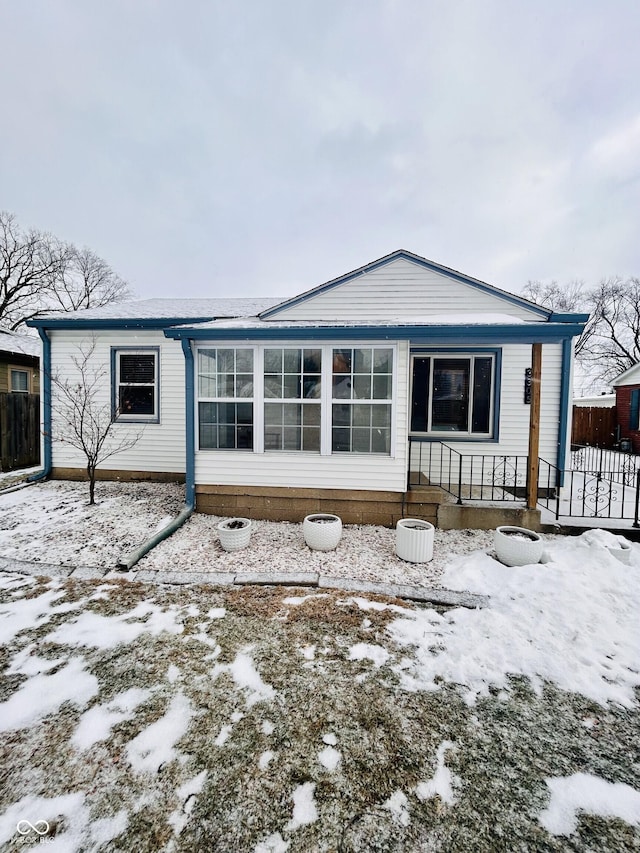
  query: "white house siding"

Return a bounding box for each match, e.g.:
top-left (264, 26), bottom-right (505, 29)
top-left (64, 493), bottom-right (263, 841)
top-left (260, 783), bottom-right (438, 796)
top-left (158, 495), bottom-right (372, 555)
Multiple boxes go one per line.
top-left (194, 341), bottom-right (410, 492)
top-left (408, 342), bottom-right (565, 475)
top-left (49, 330), bottom-right (186, 473)
top-left (272, 258), bottom-right (543, 323)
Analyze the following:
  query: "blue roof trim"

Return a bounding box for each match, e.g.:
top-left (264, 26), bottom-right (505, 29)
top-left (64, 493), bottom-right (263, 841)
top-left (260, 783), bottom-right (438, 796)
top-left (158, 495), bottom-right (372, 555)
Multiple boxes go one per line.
top-left (549, 312), bottom-right (590, 323)
top-left (259, 250), bottom-right (552, 320)
top-left (26, 316), bottom-right (217, 331)
top-left (164, 322), bottom-right (585, 344)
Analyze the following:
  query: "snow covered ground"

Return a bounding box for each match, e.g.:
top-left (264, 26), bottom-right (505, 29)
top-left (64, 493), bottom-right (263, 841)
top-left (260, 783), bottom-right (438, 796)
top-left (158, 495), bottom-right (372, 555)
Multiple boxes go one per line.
top-left (0, 478), bottom-right (639, 849)
top-left (0, 480), bottom-right (494, 586)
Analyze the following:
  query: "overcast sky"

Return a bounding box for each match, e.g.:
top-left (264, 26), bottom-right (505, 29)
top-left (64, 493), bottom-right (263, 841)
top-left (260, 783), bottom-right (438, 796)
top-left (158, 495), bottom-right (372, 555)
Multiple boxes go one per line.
top-left (2, 1), bottom-right (639, 301)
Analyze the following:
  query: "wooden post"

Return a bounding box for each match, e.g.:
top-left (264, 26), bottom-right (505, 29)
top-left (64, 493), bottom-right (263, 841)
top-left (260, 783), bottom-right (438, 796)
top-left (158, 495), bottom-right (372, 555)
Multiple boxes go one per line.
top-left (527, 343), bottom-right (542, 509)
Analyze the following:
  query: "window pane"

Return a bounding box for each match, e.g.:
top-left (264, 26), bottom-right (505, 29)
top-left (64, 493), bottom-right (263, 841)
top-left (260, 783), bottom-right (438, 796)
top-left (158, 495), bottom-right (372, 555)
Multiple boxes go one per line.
top-left (219, 374), bottom-right (235, 397)
top-left (411, 357), bottom-right (430, 432)
top-left (236, 349), bottom-right (253, 372)
top-left (236, 374), bottom-right (253, 397)
top-left (283, 404), bottom-right (301, 425)
top-left (372, 375), bottom-right (392, 400)
top-left (353, 404), bottom-right (371, 427)
top-left (303, 403), bottom-right (321, 426)
top-left (303, 350), bottom-right (321, 372)
top-left (302, 427), bottom-right (320, 452)
top-left (283, 374), bottom-right (301, 398)
top-left (372, 427), bottom-right (391, 453)
top-left (431, 359), bottom-right (470, 431)
top-left (120, 354), bottom-right (155, 383)
top-left (353, 375), bottom-right (372, 399)
top-left (119, 386), bottom-right (154, 415)
top-left (237, 402), bottom-right (253, 425)
top-left (10, 370), bottom-right (28, 392)
top-left (283, 426), bottom-right (301, 450)
top-left (283, 349), bottom-right (301, 373)
top-left (264, 403), bottom-right (282, 425)
top-left (217, 349), bottom-right (235, 372)
top-left (303, 377), bottom-right (321, 399)
top-left (332, 404), bottom-right (351, 426)
top-left (264, 349), bottom-right (282, 372)
top-left (472, 357), bottom-right (492, 433)
top-left (373, 349), bottom-right (393, 374)
top-left (198, 350), bottom-right (217, 373)
top-left (372, 406), bottom-right (391, 429)
top-left (354, 348), bottom-right (372, 374)
top-left (352, 428), bottom-right (371, 452)
top-left (332, 428), bottom-right (351, 452)
top-left (198, 375), bottom-right (217, 397)
top-left (333, 349), bottom-right (351, 374)
top-left (264, 375), bottom-right (282, 398)
top-left (333, 375), bottom-right (353, 399)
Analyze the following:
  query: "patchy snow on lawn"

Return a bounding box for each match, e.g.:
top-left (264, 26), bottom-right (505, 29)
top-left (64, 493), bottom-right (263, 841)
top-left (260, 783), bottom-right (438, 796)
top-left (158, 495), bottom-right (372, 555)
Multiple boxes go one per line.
top-left (387, 529), bottom-right (640, 707)
top-left (285, 782), bottom-right (318, 832)
top-left (72, 688), bottom-right (154, 750)
top-left (415, 741), bottom-right (459, 806)
top-left (125, 692), bottom-right (193, 774)
top-left (213, 649), bottom-right (277, 707)
top-left (539, 773), bottom-right (640, 836)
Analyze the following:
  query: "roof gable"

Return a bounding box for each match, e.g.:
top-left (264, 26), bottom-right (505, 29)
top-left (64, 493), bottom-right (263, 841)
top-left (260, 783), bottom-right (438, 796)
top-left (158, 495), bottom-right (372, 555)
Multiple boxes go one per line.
top-left (613, 363), bottom-right (640, 387)
top-left (261, 250), bottom-right (550, 322)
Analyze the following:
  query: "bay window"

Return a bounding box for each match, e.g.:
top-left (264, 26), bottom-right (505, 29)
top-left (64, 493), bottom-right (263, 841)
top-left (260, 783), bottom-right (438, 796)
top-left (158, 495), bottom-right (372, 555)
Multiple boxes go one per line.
top-left (196, 344), bottom-right (395, 455)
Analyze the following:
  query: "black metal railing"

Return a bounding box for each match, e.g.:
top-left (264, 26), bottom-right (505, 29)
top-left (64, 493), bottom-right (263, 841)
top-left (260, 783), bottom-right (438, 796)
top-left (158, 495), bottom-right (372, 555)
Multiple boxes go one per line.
top-left (538, 456), bottom-right (640, 525)
top-left (408, 438), bottom-right (528, 504)
top-left (570, 444), bottom-right (640, 487)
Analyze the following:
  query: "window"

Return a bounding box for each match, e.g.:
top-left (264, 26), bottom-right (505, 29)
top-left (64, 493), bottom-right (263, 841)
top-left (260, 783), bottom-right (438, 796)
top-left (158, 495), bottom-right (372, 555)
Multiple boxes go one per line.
top-left (331, 347), bottom-right (393, 453)
top-left (198, 348), bottom-right (254, 449)
top-left (10, 369), bottom-right (29, 393)
top-left (196, 344), bottom-right (395, 455)
top-left (263, 348), bottom-right (321, 451)
top-left (411, 353), bottom-right (495, 436)
top-left (114, 349), bottom-right (159, 422)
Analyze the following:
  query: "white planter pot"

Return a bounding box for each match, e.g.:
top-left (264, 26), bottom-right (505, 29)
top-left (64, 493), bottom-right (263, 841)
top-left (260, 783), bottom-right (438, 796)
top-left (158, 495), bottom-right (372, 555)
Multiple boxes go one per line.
top-left (217, 518), bottom-right (252, 552)
top-left (494, 526), bottom-right (543, 567)
top-left (303, 514), bottom-right (342, 551)
top-left (396, 518), bottom-right (435, 563)
top-left (606, 540), bottom-right (631, 565)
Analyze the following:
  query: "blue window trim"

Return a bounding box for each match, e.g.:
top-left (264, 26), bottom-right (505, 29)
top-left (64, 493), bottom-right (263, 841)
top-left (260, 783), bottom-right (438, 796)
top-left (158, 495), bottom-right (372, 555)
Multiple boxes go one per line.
top-left (110, 346), bottom-right (161, 424)
top-left (408, 347), bottom-right (502, 443)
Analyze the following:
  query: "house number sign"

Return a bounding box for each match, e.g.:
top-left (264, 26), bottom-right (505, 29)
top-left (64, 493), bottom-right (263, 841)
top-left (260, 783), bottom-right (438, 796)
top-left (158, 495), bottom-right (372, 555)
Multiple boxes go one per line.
top-left (524, 368), bottom-right (532, 404)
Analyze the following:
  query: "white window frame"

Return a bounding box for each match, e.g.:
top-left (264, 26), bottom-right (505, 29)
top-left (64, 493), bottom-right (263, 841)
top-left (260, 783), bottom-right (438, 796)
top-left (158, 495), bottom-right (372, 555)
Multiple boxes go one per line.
top-left (409, 351), bottom-right (496, 438)
top-left (112, 347), bottom-right (160, 424)
top-left (10, 368), bottom-right (30, 393)
top-left (195, 342), bottom-right (397, 457)
top-left (197, 346), bottom-right (255, 451)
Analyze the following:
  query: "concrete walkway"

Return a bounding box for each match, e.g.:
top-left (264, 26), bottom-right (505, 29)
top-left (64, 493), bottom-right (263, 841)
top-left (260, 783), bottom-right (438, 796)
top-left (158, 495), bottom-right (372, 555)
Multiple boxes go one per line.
top-left (0, 554), bottom-right (489, 609)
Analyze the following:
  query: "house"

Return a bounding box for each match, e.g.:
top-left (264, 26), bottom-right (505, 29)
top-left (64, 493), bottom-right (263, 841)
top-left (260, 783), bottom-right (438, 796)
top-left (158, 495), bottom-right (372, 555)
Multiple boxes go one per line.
top-left (0, 331), bottom-right (40, 395)
top-left (0, 331), bottom-right (42, 471)
top-left (612, 364), bottom-right (640, 453)
top-left (27, 250), bottom-right (587, 526)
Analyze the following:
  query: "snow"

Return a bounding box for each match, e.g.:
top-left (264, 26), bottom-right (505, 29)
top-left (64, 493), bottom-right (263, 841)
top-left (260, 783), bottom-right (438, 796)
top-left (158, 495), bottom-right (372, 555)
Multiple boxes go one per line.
top-left (0, 656), bottom-right (98, 732)
top-left (285, 782), bottom-right (318, 832)
top-left (72, 688), bottom-right (153, 750)
top-left (125, 692), bottom-right (193, 774)
top-left (213, 650), bottom-right (276, 707)
top-left (262, 720), bottom-right (275, 735)
top-left (254, 832), bottom-right (290, 853)
top-left (347, 642), bottom-right (390, 667)
top-left (322, 733), bottom-right (337, 746)
top-left (539, 773), bottom-right (640, 836)
top-left (259, 750), bottom-right (275, 770)
top-left (415, 741), bottom-right (459, 806)
top-left (0, 330), bottom-right (41, 357)
top-left (0, 792), bottom-right (126, 851)
top-left (45, 601), bottom-right (184, 649)
top-left (383, 790), bottom-right (411, 826)
top-left (318, 746), bottom-right (341, 771)
top-left (168, 770), bottom-right (208, 836)
top-left (388, 531), bottom-right (640, 706)
top-left (0, 586), bottom-right (81, 645)
top-left (207, 607), bottom-right (226, 619)
top-left (35, 296), bottom-right (283, 322)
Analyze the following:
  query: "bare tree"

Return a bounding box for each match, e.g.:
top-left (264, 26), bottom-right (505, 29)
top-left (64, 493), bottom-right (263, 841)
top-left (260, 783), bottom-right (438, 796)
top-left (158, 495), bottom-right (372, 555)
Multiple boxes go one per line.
top-left (522, 279), bottom-right (596, 357)
top-left (581, 277), bottom-right (640, 383)
top-left (50, 340), bottom-right (142, 504)
top-left (0, 211), bottom-right (131, 331)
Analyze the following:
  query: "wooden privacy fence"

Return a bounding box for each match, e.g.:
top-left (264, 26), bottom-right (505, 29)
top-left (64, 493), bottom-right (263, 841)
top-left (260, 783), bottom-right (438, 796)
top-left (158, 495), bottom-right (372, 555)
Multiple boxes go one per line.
top-left (0, 393), bottom-right (41, 471)
top-left (571, 405), bottom-right (617, 449)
